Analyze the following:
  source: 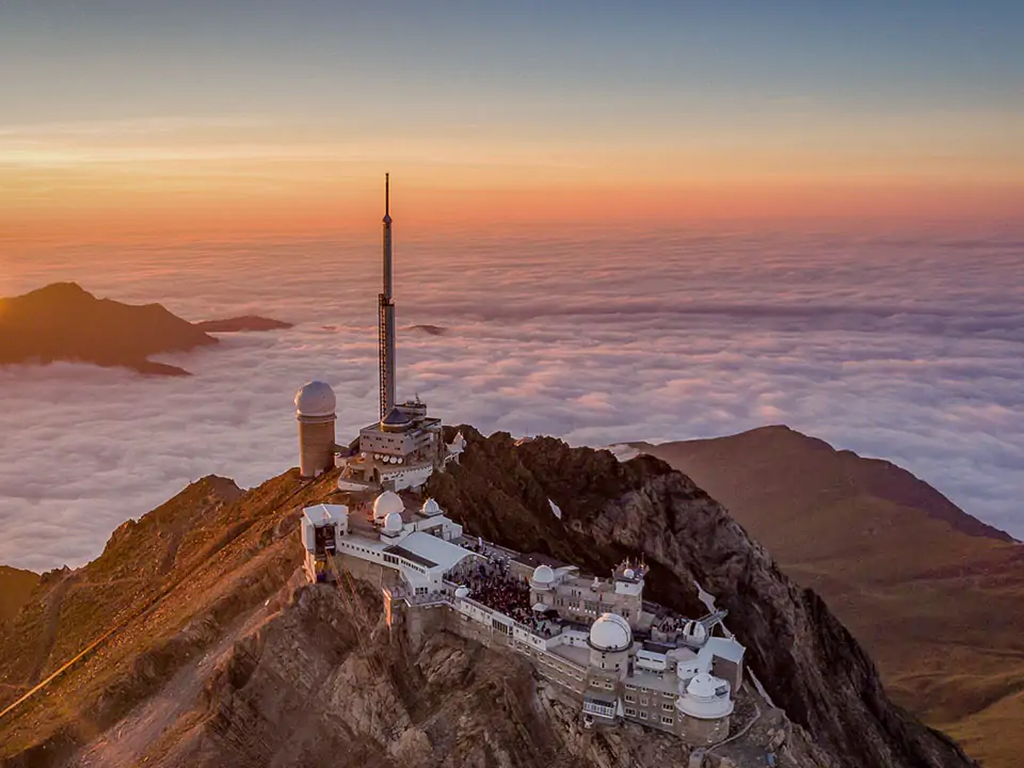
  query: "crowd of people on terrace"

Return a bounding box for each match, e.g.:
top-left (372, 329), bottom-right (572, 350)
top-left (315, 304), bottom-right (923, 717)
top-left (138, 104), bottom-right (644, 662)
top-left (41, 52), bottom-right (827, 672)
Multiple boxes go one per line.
top-left (457, 556), bottom-right (534, 622)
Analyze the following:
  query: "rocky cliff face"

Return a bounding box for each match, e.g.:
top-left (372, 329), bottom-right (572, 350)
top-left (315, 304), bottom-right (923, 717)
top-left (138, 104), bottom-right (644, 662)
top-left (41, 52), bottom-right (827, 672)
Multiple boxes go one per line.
top-left (68, 578), bottom-right (828, 768)
top-left (0, 430), bottom-right (979, 768)
top-left (425, 428), bottom-right (978, 768)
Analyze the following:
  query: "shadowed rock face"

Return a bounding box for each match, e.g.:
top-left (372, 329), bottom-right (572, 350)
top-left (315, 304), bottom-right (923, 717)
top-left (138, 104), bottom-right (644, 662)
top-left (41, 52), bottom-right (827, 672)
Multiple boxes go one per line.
top-left (425, 427), bottom-right (978, 768)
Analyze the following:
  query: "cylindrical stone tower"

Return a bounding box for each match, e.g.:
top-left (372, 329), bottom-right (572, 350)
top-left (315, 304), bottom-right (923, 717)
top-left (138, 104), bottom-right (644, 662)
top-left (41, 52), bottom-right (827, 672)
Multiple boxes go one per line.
top-left (295, 381), bottom-right (337, 477)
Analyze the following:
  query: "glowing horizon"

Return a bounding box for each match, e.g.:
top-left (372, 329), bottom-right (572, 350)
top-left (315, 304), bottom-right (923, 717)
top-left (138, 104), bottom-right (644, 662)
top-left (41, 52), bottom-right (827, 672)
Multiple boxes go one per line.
top-left (2, 2), bottom-right (1022, 241)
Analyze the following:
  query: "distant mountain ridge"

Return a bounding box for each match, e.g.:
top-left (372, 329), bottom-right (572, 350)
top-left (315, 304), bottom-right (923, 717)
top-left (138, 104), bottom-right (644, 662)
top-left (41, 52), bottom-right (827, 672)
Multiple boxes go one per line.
top-left (637, 425), bottom-right (1012, 543)
top-left (0, 282), bottom-right (291, 375)
top-left (633, 425), bottom-right (1024, 767)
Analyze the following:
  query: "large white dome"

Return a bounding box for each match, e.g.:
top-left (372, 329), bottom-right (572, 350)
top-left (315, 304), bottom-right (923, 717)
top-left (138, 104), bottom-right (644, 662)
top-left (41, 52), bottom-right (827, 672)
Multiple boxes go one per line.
top-left (530, 564), bottom-right (555, 589)
top-left (677, 673), bottom-right (733, 719)
top-left (686, 673), bottom-right (720, 699)
top-left (373, 490), bottom-right (404, 520)
top-left (295, 381), bottom-right (337, 418)
top-left (383, 511), bottom-right (404, 534)
top-left (421, 498), bottom-right (441, 516)
top-left (588, 612), bottom-right (632, 651)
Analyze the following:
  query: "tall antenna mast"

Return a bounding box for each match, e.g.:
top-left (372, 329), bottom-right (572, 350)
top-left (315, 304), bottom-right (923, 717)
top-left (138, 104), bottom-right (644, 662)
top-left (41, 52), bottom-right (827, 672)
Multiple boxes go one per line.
top-left (378, 173), bottom-right (397, 419)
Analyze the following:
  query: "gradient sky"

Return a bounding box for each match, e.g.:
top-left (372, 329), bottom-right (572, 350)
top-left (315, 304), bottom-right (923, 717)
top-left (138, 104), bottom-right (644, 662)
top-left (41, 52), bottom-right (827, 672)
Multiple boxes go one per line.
top-left (2, 1), bottom-right (1023, 239)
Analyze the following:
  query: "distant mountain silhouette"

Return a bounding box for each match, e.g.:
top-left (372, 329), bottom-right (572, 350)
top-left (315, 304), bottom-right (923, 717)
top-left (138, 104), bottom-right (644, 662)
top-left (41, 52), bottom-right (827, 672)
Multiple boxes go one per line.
top-left (194, 316), bottom-right (293, 333)
top-left (0, 283), bottom-right (290, 376)
top-left (404, 323), bottom-right (447, 336)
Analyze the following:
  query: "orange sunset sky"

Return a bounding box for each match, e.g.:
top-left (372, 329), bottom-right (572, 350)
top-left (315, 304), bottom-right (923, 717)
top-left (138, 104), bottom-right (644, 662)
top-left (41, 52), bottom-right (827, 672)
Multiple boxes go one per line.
top-left (2, 2), bottom-right (1022, 242)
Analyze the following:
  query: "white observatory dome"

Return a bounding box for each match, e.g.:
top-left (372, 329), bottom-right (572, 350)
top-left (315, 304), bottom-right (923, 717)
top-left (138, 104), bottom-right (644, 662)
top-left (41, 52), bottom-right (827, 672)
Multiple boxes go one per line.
top-left (454, 586), bottom-right (470, 599)
top-left (373, 490), bottom-right (404, 521)
top-left (588, 612), bottom-right (632, 652)
top-left (383, 511), bottom-right (403, 534)
top-left (421, 498), bottom-right (441, 516)
top-left (683, 620), bottom-right (709, 645)
top-left (295, 381), bottom-right (337, 418)
top-left (530, 564), bottom-right (555, 589)
top-left (623, 568), bottom-right (636, 579)
top-left (686, 673), bottom-right (720, 700)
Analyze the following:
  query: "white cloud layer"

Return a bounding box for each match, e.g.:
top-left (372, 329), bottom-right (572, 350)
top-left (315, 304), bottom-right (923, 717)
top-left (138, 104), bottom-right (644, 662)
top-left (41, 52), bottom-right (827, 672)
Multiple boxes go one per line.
top-left (1, 226), bottom-right (1022, 571)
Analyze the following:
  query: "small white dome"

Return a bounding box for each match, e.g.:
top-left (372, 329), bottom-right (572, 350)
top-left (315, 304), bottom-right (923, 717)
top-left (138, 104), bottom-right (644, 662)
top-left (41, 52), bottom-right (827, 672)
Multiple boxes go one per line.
top-left (383, 511), bottom-right (403, 534)
top-left (623, 568), bottom-right (635, 579)
top-left (373, 490), bottom-right (404, 520)
top-left (454, 586), bottom-right (470, 599)
top-left (294, 381), bottom-right (336, 418)
top-left (686, 673), bottom-right (721, 699)
top-left (588, 612), bottom-right (632, 651)
top-left (422, 498), bottom-right (441, 516)
top-left (684, 621), bottom-right (708, 644)
top-left (531, 564), bottom-right (555, 588)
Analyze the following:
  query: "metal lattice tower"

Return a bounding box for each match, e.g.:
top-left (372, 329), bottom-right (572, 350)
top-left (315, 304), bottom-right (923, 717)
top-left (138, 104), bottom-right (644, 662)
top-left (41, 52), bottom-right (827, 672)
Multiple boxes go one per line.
top-left (378, 173), bottom-right (397, 420)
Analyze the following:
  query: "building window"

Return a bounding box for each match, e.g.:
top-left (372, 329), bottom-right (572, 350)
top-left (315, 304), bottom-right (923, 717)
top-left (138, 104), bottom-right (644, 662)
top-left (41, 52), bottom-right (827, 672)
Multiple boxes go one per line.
top-left (639, 711), bottom-right (648, 720)
top-left (662, 691), bottom-right (674, 698)
top-left (625, 707), bottom-right (637, 717)
top-left (662, 703), bottom-right (673, 711)
top-left (624, 694), bottom-right (635, 703)
top-left (661, 716), bottom-right (674, 725)
top-left (625, 683), bottom-right (636, 691)
top-left (640, 697), bottom-right (649, 706)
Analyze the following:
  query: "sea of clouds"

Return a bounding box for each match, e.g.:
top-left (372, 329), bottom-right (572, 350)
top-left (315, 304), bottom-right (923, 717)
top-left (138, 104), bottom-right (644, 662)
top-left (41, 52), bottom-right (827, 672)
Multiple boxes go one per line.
top-left (1, 225), bottom-right (1022, 571)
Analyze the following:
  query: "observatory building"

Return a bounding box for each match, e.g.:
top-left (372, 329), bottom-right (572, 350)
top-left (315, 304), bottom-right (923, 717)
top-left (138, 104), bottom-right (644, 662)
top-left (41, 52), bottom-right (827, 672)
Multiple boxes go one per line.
top-left (293, 175), bottom-right (464, 490)
top-left (299, 490), bottom-right (746, 746)
top-left (292, 174), bottom-right (747, 747)
top-left (294, 380), bottom-right (338, 478)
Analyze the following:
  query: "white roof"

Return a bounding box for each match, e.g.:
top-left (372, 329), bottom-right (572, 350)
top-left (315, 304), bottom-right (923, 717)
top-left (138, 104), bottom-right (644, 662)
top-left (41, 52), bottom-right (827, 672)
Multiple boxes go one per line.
top-left (397, 531), bottom-right (475, 573)
top-left (703, 636), bottom-right (745, 663)
top-left (294, 381), bottom-right (336, 418)
top-left (302, 503), bottom-right (345, 524)
top-left (589, 612), bottom-right (632, 651)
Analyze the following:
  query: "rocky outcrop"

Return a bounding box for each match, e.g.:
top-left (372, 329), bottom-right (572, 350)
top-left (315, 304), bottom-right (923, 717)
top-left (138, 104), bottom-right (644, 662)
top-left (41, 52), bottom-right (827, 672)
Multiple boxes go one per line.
top-left (99, 582), bottom-right (829, 768)
top-left (425, 428), bottom-right (978, 768)
top-left (0, 429), bottom-right (981, 767)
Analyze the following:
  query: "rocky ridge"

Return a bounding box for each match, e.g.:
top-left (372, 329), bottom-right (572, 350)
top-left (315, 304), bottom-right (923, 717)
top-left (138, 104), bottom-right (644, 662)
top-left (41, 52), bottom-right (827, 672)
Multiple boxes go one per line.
top-left (634, 425), bottom-right (1024, 766)
top-left (425, 427), bottom-right (978, 768)
top-left (0, 429), bottom-right (980, 767)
